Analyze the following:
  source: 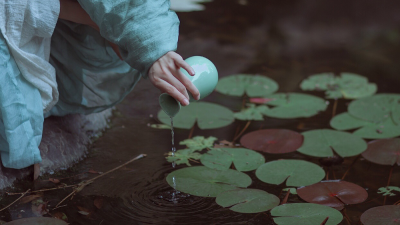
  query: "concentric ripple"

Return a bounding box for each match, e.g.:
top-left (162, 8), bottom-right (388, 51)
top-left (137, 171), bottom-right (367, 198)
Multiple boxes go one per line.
top-left (97, 164), bottom-right (256, 224)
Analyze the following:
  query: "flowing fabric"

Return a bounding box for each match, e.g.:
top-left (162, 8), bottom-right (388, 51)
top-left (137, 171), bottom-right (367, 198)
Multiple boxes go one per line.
top-left (0, 0), bottom-right (180, 168)
top-left (0, 32), bottom-right (43, 169)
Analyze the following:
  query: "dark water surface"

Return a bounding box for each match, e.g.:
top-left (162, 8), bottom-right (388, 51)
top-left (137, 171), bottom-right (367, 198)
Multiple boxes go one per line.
top-left (2, 0), bottom-right (400, 224)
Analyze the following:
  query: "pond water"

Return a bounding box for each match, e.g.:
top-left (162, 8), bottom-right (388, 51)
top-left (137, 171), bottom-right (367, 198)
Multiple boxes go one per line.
top-left (1, 0), bottom-right (400, 224)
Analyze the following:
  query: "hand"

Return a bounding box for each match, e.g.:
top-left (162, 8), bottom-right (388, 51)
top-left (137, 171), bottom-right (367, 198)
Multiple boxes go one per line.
top-left (149, 52), bottom-right (200, 106)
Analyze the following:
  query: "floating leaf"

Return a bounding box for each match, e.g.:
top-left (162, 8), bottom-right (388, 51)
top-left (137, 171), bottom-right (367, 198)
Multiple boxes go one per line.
top-left (234, 104), bottom-right (269, 121)
top-left (200, 148), bottom-right (265, 171)
top-left (282, 188), bottom-right (297, 195)
top-left (19, 195), bottom-right (41, 204)
top-left (249, 97), bottom-right (274, 104)
top-left (216, 74), bottom-right (279, 97)
top-left (240, 129), bottom-right (303, 154)
top-left (377, 186), bottom-right (400, 196)
top-left (180, 136), bottom-right (217, 151)
top-left (348, 94), bottom-right (400, 123)
top-left (300, 73), bottom-right (337, 90)
top-left (215, 189), bottom-right (280, 213)
top-left (271, 203), bottom-right (343, 225)
top-left (255, 160), bottom-right (325, 187)
top-left (166, 149), bottom-right (202, 166)
top-left (166, 166), bottom-right (252, 197)
top-left (263, 93), bottom-right (328, 119)
top-left (158, 102), bottom-right (234, 129)
top-left (5, 217), bottom-right (68, 225)
top-left (300, 72), bottom-right (377, 99)
top-left (297, 180), bottom-right (368, 210)
top-left (330, 112), bottom-right (400, 139)
top-left (360, 205), bottom-right (400, 225)
top-left (361, 138), bottom-right (400, 166)
top-left (297, 129), bottom-right (367, 158)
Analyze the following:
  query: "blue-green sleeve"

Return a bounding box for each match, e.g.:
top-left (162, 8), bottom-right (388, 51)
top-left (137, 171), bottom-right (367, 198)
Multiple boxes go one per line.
top-left (76, 0), bottom-right (180, 78)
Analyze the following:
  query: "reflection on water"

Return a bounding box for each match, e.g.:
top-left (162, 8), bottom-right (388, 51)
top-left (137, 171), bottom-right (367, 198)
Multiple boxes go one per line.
top-left (1, 0), bottom-right (400, 224)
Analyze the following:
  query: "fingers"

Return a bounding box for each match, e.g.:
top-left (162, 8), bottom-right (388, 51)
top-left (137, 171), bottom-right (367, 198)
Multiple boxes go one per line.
top-left (175, 69), bottom-right (201, 100)
top-left (152, 78), bottom-right (190, 106)
top-left (168, 53), bottom-right (200, 100)
top-left (169, 52), bottom-right (195, 76)
top-left (164, 70), bottom-right (190, 100)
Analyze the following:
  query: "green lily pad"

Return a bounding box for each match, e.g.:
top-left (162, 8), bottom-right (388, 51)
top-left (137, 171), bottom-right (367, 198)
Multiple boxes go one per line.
top-left (271, 203), bottom-right (343, 225)
top-left (215, 189), bottom-right (280, 213)
top-left (297, 129), bottom-right (367, 158)
top-left (360, 205), bottom-right (400, 225)
top-left (216, 74), bottom-right (279, 97)
top-left (348, 93), bottom-right (400, 123)
top-left (200, 148), bottom-right (265, 171)
top-left (282, 188), bottom-right (297, 195)
top-left (179, 136), bottom-right (217, 151)
top-left (377, 186), bottom-right (400, 196)
top-left (263, 93), bottom-right (328, 119)
top-left (158, 102), bottom-right (234, 129)
top-left (166, 166), bottom-right (252, 197)
top-left (330, 112), bottom-right (400, 139)
top-left (234, 104), bottom-right (269, 121)
top-left (166, 149), bottom-right (202, 166)
top-left (300, 72), bottom-right (377, 99)
top-left (255, 160), bottom-right (325, 187)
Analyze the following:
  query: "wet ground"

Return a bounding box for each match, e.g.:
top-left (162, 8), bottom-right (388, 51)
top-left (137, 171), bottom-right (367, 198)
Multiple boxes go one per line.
top-left (1, 0), bottom-right (400, 224)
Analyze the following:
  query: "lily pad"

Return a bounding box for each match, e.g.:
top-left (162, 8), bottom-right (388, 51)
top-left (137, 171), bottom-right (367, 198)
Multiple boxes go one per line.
top-left (297, 180), bottom-right (368, 210)
top-left (200, 148), bottom-right (265, 171)
top-left (180, 136), bottom-right (217, 151)
top-left (234, 104), bottom-right (269, 121)
top-left (283, 188), bottom-right (297, 195)
top-left (158, 102), bottom-right (234, 129)
top-left (378, 186), bottom-right (400, 196)
top-left (297, 129), bottom-right (367, 158)
top-left (360, 205), bottom-right (400, 225)
top-left (216, 74), bottom-right (279, 97)
top-left (5, 217), bottom-right (68, 225)
top-left (166, 166), bottom-right (252, 197)
top-left (263, 93), bottom-right (328, 119)
top-left (215, 189), bottom-right (280, 213)
top-left (348, 94), bottom-right (400, 123)
top-left (240, 129), bottom-right (303, 154)
top-left (330, 112), bottom-right (400, 139)
top-left (361, 138), bottom-right (400, 166)
top-left (255, 160), bottom-right (325, 187)
top-left (300, 72), bottom-right (377, 99)
top-left (271, 203), bottom-right (343, 225)
top-left (166, 149), bottom-right (202, 166)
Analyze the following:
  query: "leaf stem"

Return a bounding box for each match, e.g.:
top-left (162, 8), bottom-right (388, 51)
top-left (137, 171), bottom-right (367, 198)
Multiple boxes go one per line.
top-left (383, 165), bottom-right (395, 205)
top-left (341, 155), bottom-right (360, 180)
top-left (233, 121), bottom-right (251, 143)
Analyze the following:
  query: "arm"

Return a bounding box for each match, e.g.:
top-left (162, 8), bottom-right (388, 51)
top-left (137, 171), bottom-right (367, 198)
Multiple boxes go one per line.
top-left (72, 0), bottom-right (199, 105)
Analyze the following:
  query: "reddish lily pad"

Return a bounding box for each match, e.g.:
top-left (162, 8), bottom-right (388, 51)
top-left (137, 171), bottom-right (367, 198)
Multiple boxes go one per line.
top-left (360, 205), bottom-right (400, 225)
top-left (361, 138), bottom-right (400, 166)
top-left (297, 180), bottom-right (368, 210)
top-left (240, 129), bottom-right (303, 154)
